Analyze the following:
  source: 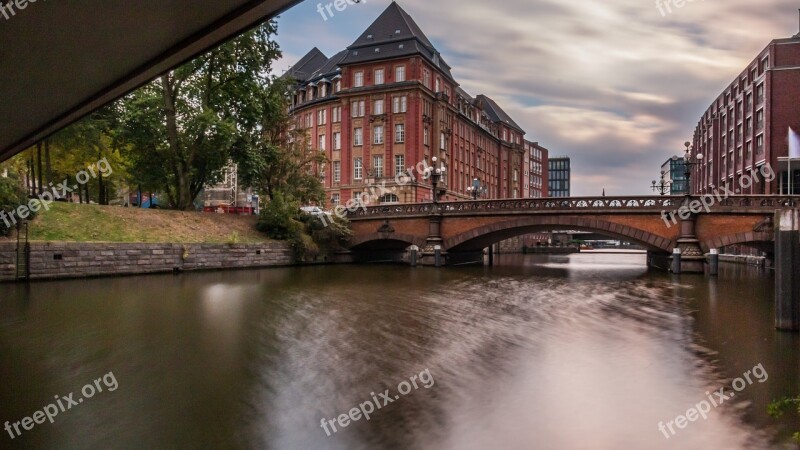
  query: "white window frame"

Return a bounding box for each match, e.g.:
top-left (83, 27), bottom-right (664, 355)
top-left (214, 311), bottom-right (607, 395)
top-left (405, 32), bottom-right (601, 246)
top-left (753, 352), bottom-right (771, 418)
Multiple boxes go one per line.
top-left (354, 128), bottom-right (363, 146)
top-left (374, 125), bottom-right (384, 145)
top-left (354, 158), bottom-right (363, 180)
top-left (395, 65), bottom-right (406, 82)
top-left (395, 123), bottom-right (405, 143)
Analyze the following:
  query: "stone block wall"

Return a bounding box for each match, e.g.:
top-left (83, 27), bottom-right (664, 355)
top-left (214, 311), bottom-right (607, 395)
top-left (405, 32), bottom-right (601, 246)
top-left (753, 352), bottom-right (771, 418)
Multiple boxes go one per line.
top-left (0, 242), bottom-right (294, 282)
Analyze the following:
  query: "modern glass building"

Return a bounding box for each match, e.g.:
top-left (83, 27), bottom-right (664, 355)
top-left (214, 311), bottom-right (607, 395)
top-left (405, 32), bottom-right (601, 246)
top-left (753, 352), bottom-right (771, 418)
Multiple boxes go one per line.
top-left (548, 157), bottom-right (571, 197)
top-left (660, 156), bottom-right (687, 195)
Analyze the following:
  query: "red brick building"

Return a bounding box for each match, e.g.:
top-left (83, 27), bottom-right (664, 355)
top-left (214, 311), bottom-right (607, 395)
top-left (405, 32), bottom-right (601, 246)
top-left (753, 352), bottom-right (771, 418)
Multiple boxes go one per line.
top-left (287, 2), bottom-right (548, 207)
top-left (526, 140), bottom-right (549, 198)
top-left (691, 32), bottom-right (800, 195)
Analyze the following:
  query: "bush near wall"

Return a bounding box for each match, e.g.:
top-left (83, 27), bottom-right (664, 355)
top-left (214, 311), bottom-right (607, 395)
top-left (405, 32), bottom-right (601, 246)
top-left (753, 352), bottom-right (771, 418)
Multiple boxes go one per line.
top-left (0, 174), bottom-right (31, 237)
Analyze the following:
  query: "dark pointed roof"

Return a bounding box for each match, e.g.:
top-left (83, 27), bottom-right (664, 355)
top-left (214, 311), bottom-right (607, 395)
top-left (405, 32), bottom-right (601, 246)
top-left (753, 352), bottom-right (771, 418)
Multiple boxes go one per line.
top-left (310, 49), bottom-right (348, 79)
top-left (339, 1), bottom-right (453, 80)
top-left (476, 94), bottom-right (524, 132)
top-left (350, 1), bottom-right (435, 51)
top-left (286, 47), bottom-right (329, 82)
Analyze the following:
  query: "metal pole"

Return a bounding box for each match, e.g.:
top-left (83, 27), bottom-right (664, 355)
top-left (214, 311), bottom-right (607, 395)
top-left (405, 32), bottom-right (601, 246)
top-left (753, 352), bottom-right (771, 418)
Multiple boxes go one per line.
top-left (709, 248), bottom-right (719, 277)
top-left (434, 246), bottom-right (441, 268)
top-left (672, 248), bottom-right (682, 274)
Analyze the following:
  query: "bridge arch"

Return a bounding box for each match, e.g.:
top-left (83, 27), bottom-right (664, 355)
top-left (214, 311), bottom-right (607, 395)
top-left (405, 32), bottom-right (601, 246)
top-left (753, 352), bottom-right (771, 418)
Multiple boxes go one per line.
top-left (700, 231), bottom-right (774, 254)
top-left (444, 216), bottom-right (673, 253)
top-left (349, 232), bottom-right (426, 250)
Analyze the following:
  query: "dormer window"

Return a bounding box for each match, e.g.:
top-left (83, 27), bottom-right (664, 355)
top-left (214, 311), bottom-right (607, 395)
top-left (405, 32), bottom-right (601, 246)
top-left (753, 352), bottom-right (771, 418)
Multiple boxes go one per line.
top-left (367, 34), bottom-right (373, 39)
top-left (395, 29), bottom-right (401, 34)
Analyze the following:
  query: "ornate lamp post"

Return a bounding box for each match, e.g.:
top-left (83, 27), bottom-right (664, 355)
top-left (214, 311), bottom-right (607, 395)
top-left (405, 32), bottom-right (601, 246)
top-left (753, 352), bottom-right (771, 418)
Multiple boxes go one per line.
top-left (651, 171), bottom-right (671, 196)
top-left (682, 141), bottom-right (704, 197)
top-left (673, 141), bottom-right (706, 274)
top-left (467, 178), bottom-right (487, 200)
top-left (427, 156), bottom-right (445, 204)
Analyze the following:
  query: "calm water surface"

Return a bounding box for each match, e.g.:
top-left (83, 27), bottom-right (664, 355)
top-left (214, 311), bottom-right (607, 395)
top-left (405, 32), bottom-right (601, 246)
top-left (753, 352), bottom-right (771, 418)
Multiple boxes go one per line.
top-left (0, 252), bottom-right (798, 449)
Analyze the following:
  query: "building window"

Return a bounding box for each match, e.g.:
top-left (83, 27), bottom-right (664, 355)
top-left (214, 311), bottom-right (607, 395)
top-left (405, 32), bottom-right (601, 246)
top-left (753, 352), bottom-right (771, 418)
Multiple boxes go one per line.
top-left (756, 134), bottom-right (764, 154)
top-left (354, 158), bottom-right (363, 180)
top-left (354, 128), bottom-right (363, 146)
top-left (333, 161), bottom-right (341, 182)
top-left (331, 193), bottom-right (340, 206)
top-left (332, 107), bottom-right (341, 123)
top-left (373, 155), bottom-right (384, 178)
top-left (756, 109), bottom-right (764, 130)
top-left (513, 169), bottom-right (519, 182)
top-left (317, 110), bottom-right (326, 125)
top-left (435, 77), bottom-right (441, 92)
top-left (392, 96), bottom-right (407, 113)
top-left (334, 79), bottom-right (342, 92)
top-left (395, 155), bottom-right (405, 176)
top-left (373, 99), bottom-right (384, 115)
top-left (395, 124), bottom-right (405, 143)
top-left (424, 128), bottom-right (429, 146)
top-left (352, 100), bottom-right (365, 117)
top-left (423, 69), bottom-right (431, 88)
top-left (333, 132), bottom-right (341, 150)
top-left (440, 132), bottom-right (446, 150)
top-left (374, 68), bottom-right (384, 85)
top-left (373, 125), bottom-right (384, 145)
top-left (395, 65), bottom-right (406, 82)
top-left (318, 134), bottom-right (326, 151)
top-left (354, 71), bottom-right (364, 88)
top-left (380, 194), bottom-right (399, 203)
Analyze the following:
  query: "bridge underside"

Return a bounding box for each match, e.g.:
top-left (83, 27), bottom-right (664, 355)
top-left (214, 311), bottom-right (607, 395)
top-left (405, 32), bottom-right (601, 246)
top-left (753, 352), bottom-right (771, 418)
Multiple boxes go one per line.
top-left (0, 0), bottom-right (301, 161)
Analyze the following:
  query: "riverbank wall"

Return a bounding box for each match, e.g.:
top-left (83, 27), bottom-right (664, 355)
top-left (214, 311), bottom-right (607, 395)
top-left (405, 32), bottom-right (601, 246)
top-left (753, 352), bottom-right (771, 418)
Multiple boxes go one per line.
top-left (0, 242), bottom-right (301, 282)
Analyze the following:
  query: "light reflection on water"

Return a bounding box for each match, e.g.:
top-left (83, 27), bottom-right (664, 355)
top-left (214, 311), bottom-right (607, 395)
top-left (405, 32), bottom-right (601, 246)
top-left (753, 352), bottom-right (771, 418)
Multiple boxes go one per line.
top-left (0, 253), bottom-right (797, 449)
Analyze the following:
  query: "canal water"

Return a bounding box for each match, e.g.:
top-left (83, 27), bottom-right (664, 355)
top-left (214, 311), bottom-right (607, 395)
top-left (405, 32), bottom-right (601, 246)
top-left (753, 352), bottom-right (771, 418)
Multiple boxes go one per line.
top-left (0, 252), bottom-right (797, 449)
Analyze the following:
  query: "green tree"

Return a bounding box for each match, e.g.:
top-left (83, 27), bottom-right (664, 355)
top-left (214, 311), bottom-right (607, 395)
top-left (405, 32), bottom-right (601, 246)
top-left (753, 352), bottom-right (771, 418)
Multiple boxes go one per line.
top-left (233, 76), bottom-right (327, 206)
top-left (769, 395), bottom-right (800, 444)
top-left (116, 22), bottom-right (282, 210)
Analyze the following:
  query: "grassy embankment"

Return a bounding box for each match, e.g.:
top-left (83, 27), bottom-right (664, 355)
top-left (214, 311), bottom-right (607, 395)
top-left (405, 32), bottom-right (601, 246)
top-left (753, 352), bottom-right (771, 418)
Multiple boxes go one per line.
top-left (5, 202), bottom-right (270, 244)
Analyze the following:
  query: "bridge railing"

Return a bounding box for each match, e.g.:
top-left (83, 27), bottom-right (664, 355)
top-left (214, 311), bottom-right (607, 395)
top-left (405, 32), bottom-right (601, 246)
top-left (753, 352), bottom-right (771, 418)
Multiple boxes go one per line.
top-left (347, 195), bottom-right (799, 219)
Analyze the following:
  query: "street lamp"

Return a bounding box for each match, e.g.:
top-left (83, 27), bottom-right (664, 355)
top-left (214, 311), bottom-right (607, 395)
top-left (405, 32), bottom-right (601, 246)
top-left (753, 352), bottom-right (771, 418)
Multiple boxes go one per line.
top-left (427, 156), bottom-right (445, 204)
top-left (651, 171), bottom-right (671, 196)
top-left (467, 177), bottom-right (487, 200)
top-left (681, 141), bottom-right (704, 197)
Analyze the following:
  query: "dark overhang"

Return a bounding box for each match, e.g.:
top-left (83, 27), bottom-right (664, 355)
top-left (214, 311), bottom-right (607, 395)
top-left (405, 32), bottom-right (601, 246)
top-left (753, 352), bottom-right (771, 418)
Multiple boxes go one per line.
top-left (0, 0), bottom-right (302, 162)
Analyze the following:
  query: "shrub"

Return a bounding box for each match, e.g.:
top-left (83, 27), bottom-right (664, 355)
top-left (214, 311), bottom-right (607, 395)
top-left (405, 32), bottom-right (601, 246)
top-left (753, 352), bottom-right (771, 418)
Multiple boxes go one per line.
top-left (0, 174), bottom-right (30, 237)
top-left (256, 192), bottom-right (303, 241)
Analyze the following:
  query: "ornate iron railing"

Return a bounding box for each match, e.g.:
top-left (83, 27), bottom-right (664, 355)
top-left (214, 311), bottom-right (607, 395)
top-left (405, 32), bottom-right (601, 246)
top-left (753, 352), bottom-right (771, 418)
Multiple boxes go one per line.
top-left (347, 195), bottom-right (799, 220)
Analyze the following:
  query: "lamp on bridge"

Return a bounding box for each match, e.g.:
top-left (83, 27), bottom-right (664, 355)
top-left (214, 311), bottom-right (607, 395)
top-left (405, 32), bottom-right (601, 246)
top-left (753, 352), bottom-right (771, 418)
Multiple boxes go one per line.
top-left (681, 142), bottom-right (704, 197)
top-left (651, 171), bottom-right (671, 196)
top-left (427, 156), bottom-right (446, 204)
top-left (467, 178), bottom-right (487, 200)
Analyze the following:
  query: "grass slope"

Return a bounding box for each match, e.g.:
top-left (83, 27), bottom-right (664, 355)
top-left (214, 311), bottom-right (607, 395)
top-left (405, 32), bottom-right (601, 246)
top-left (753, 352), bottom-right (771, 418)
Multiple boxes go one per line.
top-left (21, 202), bottom-right (270, 244)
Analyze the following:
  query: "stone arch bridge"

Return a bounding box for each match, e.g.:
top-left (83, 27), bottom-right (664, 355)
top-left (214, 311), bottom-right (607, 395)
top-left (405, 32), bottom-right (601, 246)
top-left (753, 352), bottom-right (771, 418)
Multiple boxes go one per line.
top-left (346, 195), bottom-right (800, 330)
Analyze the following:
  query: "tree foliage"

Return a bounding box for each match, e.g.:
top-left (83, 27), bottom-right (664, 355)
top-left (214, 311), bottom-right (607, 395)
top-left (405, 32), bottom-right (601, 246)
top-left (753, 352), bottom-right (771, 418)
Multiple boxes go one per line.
top-left (116, 22), bottom-right (283, 210)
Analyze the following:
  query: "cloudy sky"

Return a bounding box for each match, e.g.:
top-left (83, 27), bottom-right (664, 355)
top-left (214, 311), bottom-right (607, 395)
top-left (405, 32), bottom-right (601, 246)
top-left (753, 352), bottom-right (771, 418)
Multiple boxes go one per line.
top-left (272, 0), bottom-right (799, 196)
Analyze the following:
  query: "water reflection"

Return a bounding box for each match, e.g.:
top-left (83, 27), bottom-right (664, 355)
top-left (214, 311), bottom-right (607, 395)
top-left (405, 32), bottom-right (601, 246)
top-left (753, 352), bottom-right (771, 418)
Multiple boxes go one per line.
top-left (0, 253), bottom-right (797, 449)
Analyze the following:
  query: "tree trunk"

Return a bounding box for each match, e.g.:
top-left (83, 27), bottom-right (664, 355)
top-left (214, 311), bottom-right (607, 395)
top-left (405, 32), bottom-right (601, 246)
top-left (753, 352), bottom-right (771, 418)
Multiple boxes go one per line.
top-left (84, 183), bottom-right (90, 204)
top-left (44, 139), bottom-right (53, 186)
top-left (161, 74), bottom-right (194, 210)
top-left (97, 149), bottom-right (105, 205)
top-left (36, 142), bottom-right (44, 195)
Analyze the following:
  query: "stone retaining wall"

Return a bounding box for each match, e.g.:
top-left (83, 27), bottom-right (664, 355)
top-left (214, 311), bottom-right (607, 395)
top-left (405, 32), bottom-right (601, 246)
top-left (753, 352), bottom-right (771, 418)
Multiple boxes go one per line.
top-left (0, 242), bottom-right (294, 282)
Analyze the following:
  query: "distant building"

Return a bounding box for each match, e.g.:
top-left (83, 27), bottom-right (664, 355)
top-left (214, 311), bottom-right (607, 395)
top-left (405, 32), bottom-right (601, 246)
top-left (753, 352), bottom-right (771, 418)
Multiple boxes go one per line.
top-left (202, 162), bottom-right (258, 214)
top-left (548, 157), bottom-right (571, 197)
top-left (285, 2), bottom-right (538, 205)
top-left (691, 30), bottom-right (800, 195)
top-left (526, 140), bottom-right (549, 198)
top-left (660, 156), bottom-right (687, 195)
